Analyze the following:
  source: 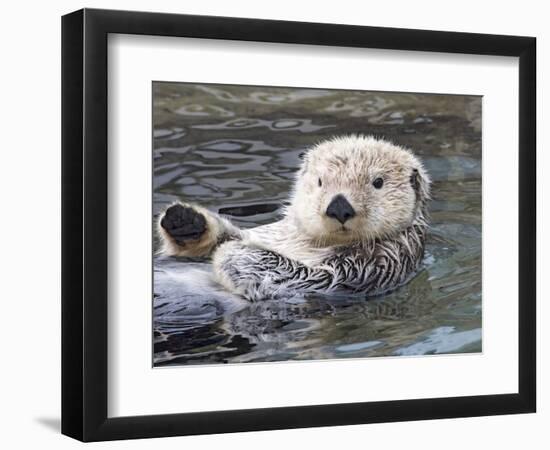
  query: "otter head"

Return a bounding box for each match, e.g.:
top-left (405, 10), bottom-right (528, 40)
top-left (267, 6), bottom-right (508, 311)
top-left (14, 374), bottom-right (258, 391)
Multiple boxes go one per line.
top-left (288, 135), bottom-right (430, 245)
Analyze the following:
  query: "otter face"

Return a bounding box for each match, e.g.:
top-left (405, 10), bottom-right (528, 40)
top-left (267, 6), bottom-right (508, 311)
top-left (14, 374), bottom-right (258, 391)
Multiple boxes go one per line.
top-left (289, 135), bottom-right (430, 245)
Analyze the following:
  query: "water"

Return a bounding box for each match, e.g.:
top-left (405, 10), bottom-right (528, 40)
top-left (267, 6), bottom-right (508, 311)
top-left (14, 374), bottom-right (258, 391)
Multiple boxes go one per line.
top-left (153, 82), bottom-right (482, 366)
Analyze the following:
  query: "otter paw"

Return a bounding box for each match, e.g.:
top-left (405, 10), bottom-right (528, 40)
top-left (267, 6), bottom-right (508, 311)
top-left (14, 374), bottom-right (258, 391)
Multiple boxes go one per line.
top-left (160, 204), bottom-right (207, 246)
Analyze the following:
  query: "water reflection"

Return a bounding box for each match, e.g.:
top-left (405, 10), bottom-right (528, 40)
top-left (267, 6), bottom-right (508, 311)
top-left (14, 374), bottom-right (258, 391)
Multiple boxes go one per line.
top-left (153, 82), bottom-right (482, 366)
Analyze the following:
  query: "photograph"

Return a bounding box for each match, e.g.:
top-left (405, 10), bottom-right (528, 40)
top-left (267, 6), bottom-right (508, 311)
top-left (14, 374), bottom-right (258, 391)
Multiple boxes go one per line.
top-left (0, 0), bottom-right (542, 446)
top-left (152, 82), bottom-right (482, 367)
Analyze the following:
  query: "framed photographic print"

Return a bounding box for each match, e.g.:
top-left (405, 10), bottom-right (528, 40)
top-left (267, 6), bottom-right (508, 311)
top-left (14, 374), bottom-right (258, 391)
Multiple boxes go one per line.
top-left (62, 8), bottom-right (536, 441)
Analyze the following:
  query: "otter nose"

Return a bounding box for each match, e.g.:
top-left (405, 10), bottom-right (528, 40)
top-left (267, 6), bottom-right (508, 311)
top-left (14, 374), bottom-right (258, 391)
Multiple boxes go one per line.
top-left (326, 194), bottom-right (356, 224)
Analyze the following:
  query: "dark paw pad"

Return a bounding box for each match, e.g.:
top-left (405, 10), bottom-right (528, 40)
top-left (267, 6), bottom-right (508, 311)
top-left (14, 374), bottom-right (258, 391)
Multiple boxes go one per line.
top-left (160, 204), bottom-right (207, 245)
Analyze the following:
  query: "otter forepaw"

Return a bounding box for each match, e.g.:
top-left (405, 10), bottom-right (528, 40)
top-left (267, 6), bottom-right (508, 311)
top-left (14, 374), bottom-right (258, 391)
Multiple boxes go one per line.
top-left (160, 203), bottom-right (207, 245)
top-left (212, 241), bottom-right (299, 301)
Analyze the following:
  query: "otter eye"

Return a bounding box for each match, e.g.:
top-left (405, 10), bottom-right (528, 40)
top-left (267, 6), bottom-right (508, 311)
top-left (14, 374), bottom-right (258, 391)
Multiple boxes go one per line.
top-left (372, 178), bottom-right (384, 189)
top-left (318, 178), bottom-right (322, 187)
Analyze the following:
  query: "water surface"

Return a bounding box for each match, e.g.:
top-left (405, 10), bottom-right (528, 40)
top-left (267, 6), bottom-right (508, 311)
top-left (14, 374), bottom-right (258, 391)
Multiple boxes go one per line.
top-left (153, 83), bottom-right (482, 366)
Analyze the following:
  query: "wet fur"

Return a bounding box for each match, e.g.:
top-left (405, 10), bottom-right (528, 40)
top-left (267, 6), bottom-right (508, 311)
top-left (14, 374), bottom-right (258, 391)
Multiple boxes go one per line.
top-left (158, 135), bottom-right (431, 301)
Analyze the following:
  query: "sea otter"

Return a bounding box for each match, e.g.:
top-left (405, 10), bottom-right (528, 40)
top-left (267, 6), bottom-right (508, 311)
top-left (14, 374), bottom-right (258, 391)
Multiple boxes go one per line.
top-left (158, 135), bottom-right (431, 301)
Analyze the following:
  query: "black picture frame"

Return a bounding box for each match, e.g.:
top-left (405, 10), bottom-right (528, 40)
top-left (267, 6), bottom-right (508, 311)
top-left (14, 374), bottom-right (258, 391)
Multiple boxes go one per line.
top-left (61, 8), bottom-right (536, 442)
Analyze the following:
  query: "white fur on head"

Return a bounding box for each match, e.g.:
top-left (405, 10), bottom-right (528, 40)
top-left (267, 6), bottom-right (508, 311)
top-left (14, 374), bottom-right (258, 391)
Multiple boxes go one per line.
top-left (286, 135), bottom-right (430, 246)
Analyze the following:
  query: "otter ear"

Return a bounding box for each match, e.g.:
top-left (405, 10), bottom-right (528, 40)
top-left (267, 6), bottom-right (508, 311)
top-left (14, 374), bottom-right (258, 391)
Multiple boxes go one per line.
top-left (410, 169), bottom-right (420, 192)
top-left (410, 167), bottom-right (431, 204)
top-left (298, 150), bottom-right (310, 174)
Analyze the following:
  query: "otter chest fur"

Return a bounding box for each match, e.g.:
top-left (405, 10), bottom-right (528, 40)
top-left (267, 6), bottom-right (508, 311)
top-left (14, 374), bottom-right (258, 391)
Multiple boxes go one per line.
top-left (158, 135), bottom-right (431, 301)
